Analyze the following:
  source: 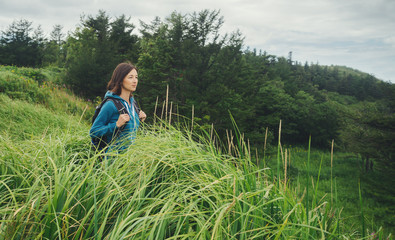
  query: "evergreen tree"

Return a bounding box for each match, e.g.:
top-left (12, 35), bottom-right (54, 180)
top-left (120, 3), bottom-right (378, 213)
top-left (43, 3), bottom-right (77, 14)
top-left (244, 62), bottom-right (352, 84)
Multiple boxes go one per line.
top-left (137, 9), bottom-right (249, 134)
top-left (0, 19), bottom-right (44, 67)
top-left (64, 10), bottom-right (138, 99)
top-left (110, 15), bottom-right (139, 63)
top-left (42, 25), bottom-right (66, 66)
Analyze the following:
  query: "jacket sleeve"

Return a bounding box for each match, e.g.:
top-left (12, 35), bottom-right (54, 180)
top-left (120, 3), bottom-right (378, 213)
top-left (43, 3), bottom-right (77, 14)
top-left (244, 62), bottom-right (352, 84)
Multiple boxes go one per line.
top-left (90, 101), bottom-right (119, 138)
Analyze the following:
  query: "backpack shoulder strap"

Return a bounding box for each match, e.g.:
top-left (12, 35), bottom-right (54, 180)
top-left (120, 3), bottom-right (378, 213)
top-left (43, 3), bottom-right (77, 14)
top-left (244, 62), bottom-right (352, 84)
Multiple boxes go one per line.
top-left (106, 98), bottom-right (128, 131)
top-left (132, 98), bottom-right (140, 115)
top-left (107, 97), bottom-right (127, 114)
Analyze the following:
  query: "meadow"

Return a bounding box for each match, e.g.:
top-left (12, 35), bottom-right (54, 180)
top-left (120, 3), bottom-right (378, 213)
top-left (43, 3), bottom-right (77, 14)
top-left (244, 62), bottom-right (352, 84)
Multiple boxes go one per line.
top-left (0, 66), bottom-right (392, 239)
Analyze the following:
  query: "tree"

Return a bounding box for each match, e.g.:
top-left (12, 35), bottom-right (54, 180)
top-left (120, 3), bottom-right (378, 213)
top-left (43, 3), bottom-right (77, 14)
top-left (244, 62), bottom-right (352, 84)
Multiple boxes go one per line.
top-left (253, 79), bottom-right (294, 141)
top-left (339, 101), bottom-right (394, 172)
top-left (50, 24), bottom-right (65, 46)
top-left (0, 19), bottom-right (44, 67)
top-left (64, 10), bottom-right (138, 99)
top-left (137, 9), bottom-right (249, 135)
top-left (110, 15), bottom-right (139, 63)
top-left (42, 25), bottom-right (66, 66)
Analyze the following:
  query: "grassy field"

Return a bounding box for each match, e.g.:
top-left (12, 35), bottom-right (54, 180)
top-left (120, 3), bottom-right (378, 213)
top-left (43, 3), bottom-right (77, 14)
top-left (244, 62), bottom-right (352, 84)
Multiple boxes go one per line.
top-left (0, 66), bottom-right (393, 239)
top-left (263, 144), bottom-right (395, 238)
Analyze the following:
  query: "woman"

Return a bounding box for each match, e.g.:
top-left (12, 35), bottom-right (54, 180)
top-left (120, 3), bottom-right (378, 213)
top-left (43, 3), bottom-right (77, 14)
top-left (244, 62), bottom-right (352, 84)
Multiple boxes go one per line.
top-left (90, 62), bottom-right (146, 151)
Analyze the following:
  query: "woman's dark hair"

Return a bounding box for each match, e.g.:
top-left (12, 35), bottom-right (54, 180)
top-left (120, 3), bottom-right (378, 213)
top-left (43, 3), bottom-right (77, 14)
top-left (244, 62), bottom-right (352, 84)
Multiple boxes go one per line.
top-left (107, 62), bottom-right (137, 95)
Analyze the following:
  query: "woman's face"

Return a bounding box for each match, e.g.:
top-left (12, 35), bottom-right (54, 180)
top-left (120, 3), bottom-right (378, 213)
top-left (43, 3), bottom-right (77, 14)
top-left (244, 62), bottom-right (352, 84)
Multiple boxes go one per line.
top-left (122, 69), bottom-right (138, 93)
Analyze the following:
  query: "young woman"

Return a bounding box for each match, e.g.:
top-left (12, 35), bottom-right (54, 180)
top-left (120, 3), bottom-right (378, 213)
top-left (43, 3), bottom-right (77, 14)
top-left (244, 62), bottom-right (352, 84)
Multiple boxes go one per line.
top-left (90, 62), bottom-right (146, 151)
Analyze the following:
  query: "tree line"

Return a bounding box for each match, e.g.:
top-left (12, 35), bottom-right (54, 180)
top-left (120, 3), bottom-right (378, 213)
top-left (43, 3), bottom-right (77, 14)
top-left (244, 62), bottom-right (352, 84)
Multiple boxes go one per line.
top-left (0, 9), bottom-right (393, 171)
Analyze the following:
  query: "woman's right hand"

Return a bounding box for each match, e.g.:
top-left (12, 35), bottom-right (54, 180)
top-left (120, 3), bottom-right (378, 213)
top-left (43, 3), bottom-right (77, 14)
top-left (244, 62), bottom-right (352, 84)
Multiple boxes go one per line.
top-left (116, 114), bottom-right (130, 128)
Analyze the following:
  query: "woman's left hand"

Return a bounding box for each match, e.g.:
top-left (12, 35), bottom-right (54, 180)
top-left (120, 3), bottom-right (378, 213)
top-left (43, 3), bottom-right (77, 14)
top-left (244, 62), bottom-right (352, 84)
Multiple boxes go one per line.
top-left (139, 110), bottom-right (147, 122)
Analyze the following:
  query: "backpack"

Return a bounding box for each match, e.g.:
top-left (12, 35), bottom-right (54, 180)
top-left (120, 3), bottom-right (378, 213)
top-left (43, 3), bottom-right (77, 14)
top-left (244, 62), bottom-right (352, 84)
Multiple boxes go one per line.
top-left (91, 97), bottom-right (140, 150)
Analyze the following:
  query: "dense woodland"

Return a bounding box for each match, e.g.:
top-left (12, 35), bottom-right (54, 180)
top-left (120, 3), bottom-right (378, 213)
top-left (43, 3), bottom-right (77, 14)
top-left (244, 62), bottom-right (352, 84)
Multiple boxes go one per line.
top-left (1, 9), bottom-right (394, 199)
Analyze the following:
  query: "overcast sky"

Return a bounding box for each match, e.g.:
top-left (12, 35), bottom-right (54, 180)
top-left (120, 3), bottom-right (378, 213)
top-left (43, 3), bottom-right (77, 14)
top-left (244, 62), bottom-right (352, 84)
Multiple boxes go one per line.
top-left (1, 0), bottom-right (394, 83)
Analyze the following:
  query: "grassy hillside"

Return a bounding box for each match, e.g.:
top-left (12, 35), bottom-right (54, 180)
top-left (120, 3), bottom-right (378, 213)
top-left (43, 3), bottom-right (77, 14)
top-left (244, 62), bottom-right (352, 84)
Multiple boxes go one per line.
top-left (0, 95), bottom-right (352, 239)
top-left (0, 65), bottom-right (93, 122)
top-left (0, 66), bottom-right (392, 239)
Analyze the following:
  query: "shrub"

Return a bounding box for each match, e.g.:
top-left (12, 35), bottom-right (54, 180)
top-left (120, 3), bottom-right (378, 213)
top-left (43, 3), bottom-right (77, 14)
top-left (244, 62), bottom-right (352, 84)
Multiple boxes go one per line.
top-left (0, 71), bottom-right (49, 104)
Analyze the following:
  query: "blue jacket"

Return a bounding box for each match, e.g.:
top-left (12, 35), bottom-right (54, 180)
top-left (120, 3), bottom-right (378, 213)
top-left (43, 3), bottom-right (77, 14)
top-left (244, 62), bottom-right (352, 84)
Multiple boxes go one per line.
top-left (90, 91), bottom-right (140, 151)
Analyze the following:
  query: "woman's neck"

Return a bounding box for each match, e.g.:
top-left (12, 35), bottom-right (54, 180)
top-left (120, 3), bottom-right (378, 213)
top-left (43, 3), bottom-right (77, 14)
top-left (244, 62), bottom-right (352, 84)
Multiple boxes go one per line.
top-left (119, 90), bottom-right (131, 105)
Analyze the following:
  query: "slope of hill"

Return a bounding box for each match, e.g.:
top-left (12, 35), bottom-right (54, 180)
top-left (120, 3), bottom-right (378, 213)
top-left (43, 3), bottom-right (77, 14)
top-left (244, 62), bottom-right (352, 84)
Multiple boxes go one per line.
top-left (2, 67), bottom-right (392, 239)
top-left (0, 94), bottom-right (362, 239)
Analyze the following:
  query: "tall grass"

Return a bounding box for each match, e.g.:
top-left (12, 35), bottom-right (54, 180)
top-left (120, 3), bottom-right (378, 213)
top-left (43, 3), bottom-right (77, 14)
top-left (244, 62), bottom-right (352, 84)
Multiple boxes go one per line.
top-left (1, 109), bottom-right (351, 239)
top-left (304, 135), bottom-right (311, 239)
top-left (1, 68), bottom-right (391, 239)
top-left (359, 179), bottom-right (366, 238)
top-left (257, 134), bottom-right (392, 239)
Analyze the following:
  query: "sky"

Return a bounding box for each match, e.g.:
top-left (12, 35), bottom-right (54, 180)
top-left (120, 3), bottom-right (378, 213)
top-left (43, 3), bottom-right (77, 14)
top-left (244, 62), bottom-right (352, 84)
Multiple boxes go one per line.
top-left (1, 0), bottom-right (394, 83)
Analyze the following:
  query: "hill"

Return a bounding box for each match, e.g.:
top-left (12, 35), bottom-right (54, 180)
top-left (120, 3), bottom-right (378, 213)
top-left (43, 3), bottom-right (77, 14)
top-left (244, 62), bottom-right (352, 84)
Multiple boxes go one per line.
top-left (1, 66), bottom-right (393, 239)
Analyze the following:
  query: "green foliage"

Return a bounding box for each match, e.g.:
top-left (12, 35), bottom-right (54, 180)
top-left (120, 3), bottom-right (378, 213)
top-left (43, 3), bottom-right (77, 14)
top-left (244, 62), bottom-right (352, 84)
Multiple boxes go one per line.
top-left (138, 10), bottom-right (251, 142)
top-left (0, 100), bottom-right (356, 239)
top-left (309, 65), bottom-right (391, 101)
top-left (64, 10), bottom-right (139, 100)
top-left (0, 94), bottom-right (82, 141)
top-left (65, 22), bottom-right (114, 99)
top-left (1, 11), bottom-right (394, 235)
top-left (109, 14), bottom-right (140, 62)
top-left (0, 65), bottom-right (393, 238)
top-left (2, 10), bottom-right (393, 151)
top-left (0, 66), bottom-right (94, 122)
top-left (263, 146), bottom-right (394, 237)
top-left (338, 100), bottom-right (394, 169)
top-left (0, 68), bottom-right (49, 104)
top-left (0, 19), bottom-right (45, 67)
top-left (0, 65), bottom-right (47, 83)
top-left (42, 24), bottom-right (67, 67)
